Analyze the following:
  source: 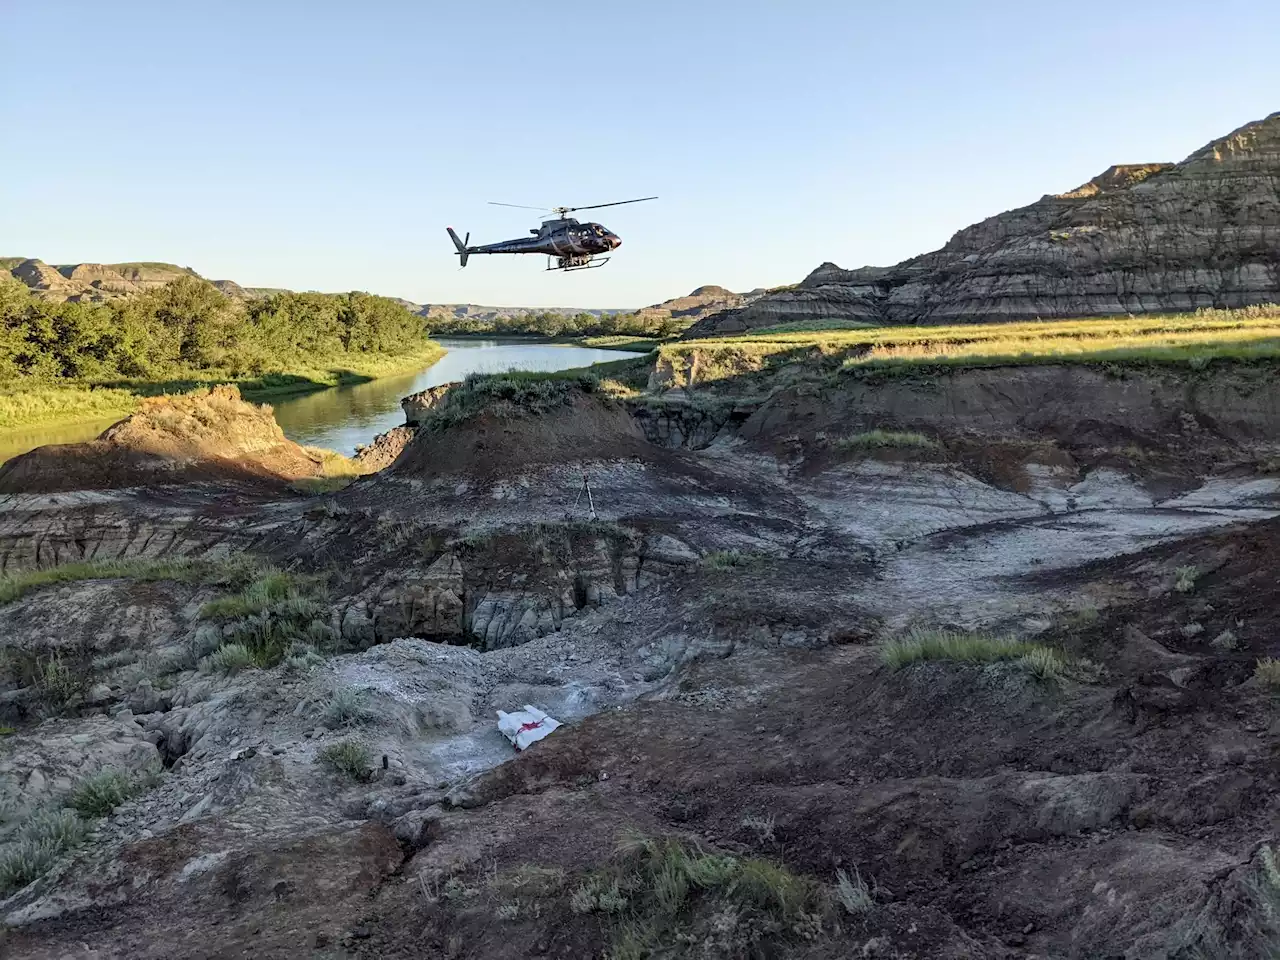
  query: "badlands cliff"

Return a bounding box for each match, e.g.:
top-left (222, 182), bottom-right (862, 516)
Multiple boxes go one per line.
top-left (686, 111), bottom-right (1280, 336)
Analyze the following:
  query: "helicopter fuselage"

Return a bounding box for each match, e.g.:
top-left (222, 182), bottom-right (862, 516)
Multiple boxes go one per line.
top-left (469, 218), bottom-right (620, 258)
top-left (447, 217), bottom-right (621, 270)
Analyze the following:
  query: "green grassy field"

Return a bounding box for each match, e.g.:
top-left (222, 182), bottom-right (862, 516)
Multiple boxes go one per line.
top-left (0, 343), bottom-right (446, 431)
top-left (655, 305), bottom-right (1280, 390)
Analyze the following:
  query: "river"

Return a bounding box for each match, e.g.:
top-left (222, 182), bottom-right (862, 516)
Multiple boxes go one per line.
top-left (271, 338), bottom-right (643, 455)
top-left (0, 339), bottom-right (643, 464)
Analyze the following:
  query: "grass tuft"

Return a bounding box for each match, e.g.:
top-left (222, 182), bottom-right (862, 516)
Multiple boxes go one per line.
top-left (318, 740), bottom-right (374, 782)
top-left (834, 868), bottom-right (873, 915)
top-left (597, 834), bottom-right (831, 955)
top-left (880, 628), bottom-right (1075, 684)
top-left (323, 687), bottom-right (377, 728)
top-left (199, 642), bottom-right (255, 676)
top-left (198, 567), bottom-right (300, 619)
top-left (197, 567), bottom-right (330, 668)
top-left (0, 809), bottom-right (89, 896)
top-left (30, 651), bottom-right (90, 711)
top-left (0, 556), bottom-right (217, 607)
top-left (881, 628), bottom-right (1039, 667)
top-left (833, 430), bottom-right (939, 451)
top-left (1254, 657), bottom-right (1280, 691)
top-left (702, 549), bottom-right (758, 570)
top-left (1210, 629), bottom-right (1240, 651)
top-left (67, 768), bottom-right (155, 818)
top-left (1174, 565), bottom-right (1200, 594)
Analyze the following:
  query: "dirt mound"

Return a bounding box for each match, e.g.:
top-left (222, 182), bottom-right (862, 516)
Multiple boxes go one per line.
top-left (352, 424), bottom-right (418, 472)
top-left (1048, 516), bottom-right (1280, 667)
top-left (392, 378), bottom-right (651, 478)
top-left (738, 364), bottom-right (1280, 456)
top-left (0, 385), bottom-right (326, 493)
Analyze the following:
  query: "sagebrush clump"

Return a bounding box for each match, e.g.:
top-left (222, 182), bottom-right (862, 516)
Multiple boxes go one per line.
top-left (1254, 657), bottom-right (1280, 691)
top-left (318, 740), bottom-right (374, 782)
top-left (198, 566), bottom-right (333, 668)
top-left (0, 809), bottom-right (88, 896)
top-left (67, 768), bottom-right (155, 819)
top-left (323, 687), bottom-right (377, 728)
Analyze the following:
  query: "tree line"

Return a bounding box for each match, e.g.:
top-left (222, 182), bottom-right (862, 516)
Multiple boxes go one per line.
top-left (0, 275), bottom-right (432, 384)
top-left (425, 309), bottom-right (684, 338)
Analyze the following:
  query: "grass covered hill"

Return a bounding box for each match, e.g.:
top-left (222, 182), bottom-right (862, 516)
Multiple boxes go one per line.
top-left (651, 305), bottom-right (1280, 393)
top-left (0, 274), bottom-right (443, 428)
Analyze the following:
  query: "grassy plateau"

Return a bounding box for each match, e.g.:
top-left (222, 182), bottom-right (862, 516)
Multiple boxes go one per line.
top-left (656, 305), bottom-right (1280, 391)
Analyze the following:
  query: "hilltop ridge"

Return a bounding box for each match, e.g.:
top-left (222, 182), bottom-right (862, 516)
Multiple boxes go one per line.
top-left (1, 258), bottom-right (750, 330)
top-left (685, 110), bottom-right (1280, 336)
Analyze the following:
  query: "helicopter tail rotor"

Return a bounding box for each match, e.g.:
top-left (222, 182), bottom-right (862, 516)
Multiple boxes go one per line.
top-left (446, 227), bottom-right (471, 268)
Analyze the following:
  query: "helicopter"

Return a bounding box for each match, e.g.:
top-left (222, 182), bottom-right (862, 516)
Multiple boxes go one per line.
top-left (446, 196), bottom-right (656, 272)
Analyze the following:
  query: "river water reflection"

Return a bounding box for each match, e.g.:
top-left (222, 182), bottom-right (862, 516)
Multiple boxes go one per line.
top-left (0, 339), bottom-right (642, 463)
top-left (271, 339), bottom-right (642, 455)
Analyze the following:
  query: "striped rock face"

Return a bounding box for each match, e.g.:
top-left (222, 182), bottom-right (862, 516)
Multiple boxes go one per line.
top-left (685, 111), bottom-right (1280, 337)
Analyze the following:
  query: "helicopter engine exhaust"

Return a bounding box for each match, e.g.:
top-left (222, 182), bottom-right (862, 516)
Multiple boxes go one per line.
top-left (446, 227), bottom-right (471, 268)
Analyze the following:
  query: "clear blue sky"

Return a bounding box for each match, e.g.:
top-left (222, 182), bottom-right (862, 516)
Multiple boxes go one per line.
top-left (2, 1), bottom-right (1277, 308)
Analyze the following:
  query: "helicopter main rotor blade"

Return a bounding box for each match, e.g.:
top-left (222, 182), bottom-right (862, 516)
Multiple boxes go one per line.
top-left (487, 201), bottom-right (551, 211)
top-left (561, 196), bottom-right (658, 214)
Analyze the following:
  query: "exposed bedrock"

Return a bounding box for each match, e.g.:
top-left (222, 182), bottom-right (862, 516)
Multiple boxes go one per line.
top-left (739, 365), bottom-right (1280, 450)
top-left (685, 111), bottom-right (1280, 335)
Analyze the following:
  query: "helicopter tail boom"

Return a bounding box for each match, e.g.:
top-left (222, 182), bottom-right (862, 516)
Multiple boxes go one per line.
top-left (446, 227), bottom-right (471, 267)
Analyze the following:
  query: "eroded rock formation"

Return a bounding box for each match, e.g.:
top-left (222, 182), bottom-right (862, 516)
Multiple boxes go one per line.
top-left (0, 385), bottom-right (328, 492)
top-left (686, 112), bottom-right (1280, 335)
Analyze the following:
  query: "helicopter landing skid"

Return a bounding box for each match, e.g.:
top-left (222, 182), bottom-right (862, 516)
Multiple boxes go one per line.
top-left (548, 255), bottom-right (610, 272)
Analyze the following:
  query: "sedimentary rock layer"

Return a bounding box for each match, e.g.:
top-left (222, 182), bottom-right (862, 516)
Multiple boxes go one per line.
top-left (686, 112), bottom-right (1280, 335)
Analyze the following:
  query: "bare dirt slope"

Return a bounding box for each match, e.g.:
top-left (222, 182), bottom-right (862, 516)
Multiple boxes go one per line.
top-left (0, 385), bottom-right (327, 492)
top-left (1, 365), bottom-right (1279, 958)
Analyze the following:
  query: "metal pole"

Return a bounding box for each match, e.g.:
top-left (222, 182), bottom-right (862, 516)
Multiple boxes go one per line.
top-left (584, 471), bottom-right (597, 521)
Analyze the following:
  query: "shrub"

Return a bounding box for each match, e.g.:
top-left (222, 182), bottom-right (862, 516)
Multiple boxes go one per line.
top-left (1254, 658), bottom-right (1280, 691)
top-left (323, 687), bottom-right (377, 728)
top-left (67, 768), bottom-right (153, 818)
top-left (1210, 629), bottom-right (1240, 651)
top-left (598, 834), bottom-right (831, 955)
top-left (318, 740), bottom-right (373, 782)
top-left (283, 645), bottom-right (325, 674)
top-left (702, 549), bottom-right (756, 570)
top-left (833, 430), bottom-right (939, 452)
top-left (834, 868), bottom-right (873, 915)
top-left (0, 809), bottom-right (88, 896)
top-left (879, 628), bottom-right (1077, 684)
top-left (198, 570), bottom-right (330, 668)
top-left (199, 568), bottom-right (300, 619)
top-left (30, 651), bottom-right (91, 711)
top-left (1174, 565), bottom-right (1200, 594)
top-left (741, 813), bottom-right (776, 844)
top-left (570, 875), bottom-right (629, 914)
top-left (881, 628), bottom-right (1034, 667)
top-left (199, 643), bottom-right (255, 676)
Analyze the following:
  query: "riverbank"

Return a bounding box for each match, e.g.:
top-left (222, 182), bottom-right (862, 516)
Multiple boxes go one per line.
top-left (429, 332), bottom-right (665, 352)
top-left (0, 342), bottom-right (447, 431)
